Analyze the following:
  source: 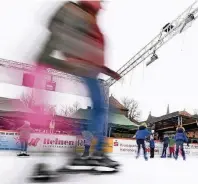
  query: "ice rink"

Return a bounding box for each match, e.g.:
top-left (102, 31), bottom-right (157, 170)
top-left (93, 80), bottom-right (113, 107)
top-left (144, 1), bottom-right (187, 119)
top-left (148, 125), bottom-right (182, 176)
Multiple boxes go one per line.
top-left (0, 151), bottom-right (197, 184)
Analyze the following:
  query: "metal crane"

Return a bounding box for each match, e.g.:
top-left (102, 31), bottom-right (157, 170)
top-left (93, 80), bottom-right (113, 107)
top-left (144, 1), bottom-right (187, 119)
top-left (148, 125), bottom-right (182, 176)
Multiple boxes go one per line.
top-left (105, 1), bottom-right (198, 87)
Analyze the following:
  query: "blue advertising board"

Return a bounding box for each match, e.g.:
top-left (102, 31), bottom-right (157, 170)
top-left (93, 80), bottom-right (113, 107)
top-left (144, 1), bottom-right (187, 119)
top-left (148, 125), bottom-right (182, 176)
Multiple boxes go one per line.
top-left (0, 132), bottom-right (21, 150)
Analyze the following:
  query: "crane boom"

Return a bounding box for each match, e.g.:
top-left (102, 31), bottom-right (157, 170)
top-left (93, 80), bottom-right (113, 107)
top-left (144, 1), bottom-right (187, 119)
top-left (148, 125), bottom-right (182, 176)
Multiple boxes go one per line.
top-left (106, 1), bottom-right (198, 87)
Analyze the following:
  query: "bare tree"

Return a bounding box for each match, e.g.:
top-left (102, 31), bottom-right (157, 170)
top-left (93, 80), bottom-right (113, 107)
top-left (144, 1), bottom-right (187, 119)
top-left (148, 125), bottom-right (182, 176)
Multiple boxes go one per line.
top-left (194, 109), bottom-right (198, 115)
top-left (60, 101), bottom-right (81, 117)
top-left (21, 92), bottom-right (57, 114)
top-left (20, 92), bottom-right (35, 109)
top-left (121, 97), bottom-right (141, 121)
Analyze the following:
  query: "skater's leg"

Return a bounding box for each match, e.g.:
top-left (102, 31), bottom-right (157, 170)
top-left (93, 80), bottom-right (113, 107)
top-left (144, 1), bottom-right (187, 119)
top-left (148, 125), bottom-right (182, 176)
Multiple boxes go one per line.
top-left (80, 77), bottom-right (119, 168)
top-left (175, 142), bottom-right (179, 159)
top-left (83, 77), bottom-right (105, 152)
top-left (24, 140), bottom-right (28, 154)
top-left (161, 145), bottom-right (165, 157)
top-left (141, 140), bottom-right (147, 160)
top-left (21, 140), bottom-right (25, 153)
top-left (136, 140), bottom-right (141, 157)
top-left (168, 147), bottom-right (171, 157)
top-left (151, 148), bottom-right (155, 158)
top-left (180, 142), bottom-right (185, 160)
top-left (164, 144), bottom-right (167, 157)
top-left (82, 145), bottom-right (90, 157)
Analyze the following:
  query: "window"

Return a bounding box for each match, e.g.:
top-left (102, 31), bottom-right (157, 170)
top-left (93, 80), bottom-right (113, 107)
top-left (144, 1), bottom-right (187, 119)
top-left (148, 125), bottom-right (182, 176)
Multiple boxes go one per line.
top-left (23, 73), bottom-right (35, 87)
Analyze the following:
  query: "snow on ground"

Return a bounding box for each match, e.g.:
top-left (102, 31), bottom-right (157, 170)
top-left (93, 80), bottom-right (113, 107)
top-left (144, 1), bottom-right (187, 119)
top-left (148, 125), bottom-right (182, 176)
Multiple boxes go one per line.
top-left (0, 151), bottom-right (197, 184)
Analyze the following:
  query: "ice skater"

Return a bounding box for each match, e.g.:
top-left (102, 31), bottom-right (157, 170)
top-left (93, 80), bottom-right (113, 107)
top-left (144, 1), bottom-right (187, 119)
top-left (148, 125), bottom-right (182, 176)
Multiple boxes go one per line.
top-left (30, 0), bottom-right (121, 179)
top-left (174, 125), bottom-right (188, 160)
top-left (17, 121), bottom-right (34, 156)
top-left (135, 123), bottom-right (151, 161)
top-left (161, 134), bottom-right (169, 158)
top-left (149, 133), bottom-right (155, 158)
top-left (81, 125), bottom-right (94, 158)
top-left (168, 135), bottom-right (175, 158)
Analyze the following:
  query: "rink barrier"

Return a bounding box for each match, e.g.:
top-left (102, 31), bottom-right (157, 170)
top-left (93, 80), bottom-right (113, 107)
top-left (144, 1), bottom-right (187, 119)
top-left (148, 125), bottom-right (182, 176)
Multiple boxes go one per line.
top-left (0, 130), bottom-right (198, 156)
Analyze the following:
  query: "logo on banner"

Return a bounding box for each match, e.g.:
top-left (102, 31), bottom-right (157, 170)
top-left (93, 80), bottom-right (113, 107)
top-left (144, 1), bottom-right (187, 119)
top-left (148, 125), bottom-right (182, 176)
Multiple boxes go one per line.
top-left (14, 137), bottom-right (20, 145)
top-left (29, 138), bottom-right (40, 147)
top-left (114, 140), bottom-right (119, 146)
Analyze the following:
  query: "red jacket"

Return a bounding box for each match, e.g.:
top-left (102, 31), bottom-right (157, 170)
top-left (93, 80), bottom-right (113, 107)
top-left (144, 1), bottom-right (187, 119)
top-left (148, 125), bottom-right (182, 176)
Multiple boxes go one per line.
top-left (48, 1), bottom-right (104, 67)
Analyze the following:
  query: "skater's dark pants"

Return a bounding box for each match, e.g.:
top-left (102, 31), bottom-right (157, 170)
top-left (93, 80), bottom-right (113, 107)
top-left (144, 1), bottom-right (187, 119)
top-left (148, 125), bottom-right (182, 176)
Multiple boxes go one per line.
top-left (83, 145), bottom-right (90, 156)
top-left (162, 143), bottom-right (168, 156)
top-left (150, 148), bottom-right (154, 158)
top-left (137, 139), bottom-right (146, 155)
top-left (20, 139), bottom-right (28, 152)
top-left (175, 140), bottom-right (185, 158)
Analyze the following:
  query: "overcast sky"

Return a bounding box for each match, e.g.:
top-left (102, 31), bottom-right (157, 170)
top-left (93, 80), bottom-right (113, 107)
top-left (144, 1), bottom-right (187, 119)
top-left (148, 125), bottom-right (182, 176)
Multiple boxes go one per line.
top-left (0, 0), bottom-right (198, 120)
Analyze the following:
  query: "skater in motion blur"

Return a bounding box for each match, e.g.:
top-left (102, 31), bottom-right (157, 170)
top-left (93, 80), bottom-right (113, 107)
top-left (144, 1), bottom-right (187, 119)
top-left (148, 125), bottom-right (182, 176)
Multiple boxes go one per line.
top-left (161, 134), bottom-right (169, 158)
top-left (168, 135), bottom-right (175, 158)
top-left (81, 125), bottom-right (94, 158)
top-left (135, 123), bottom-right (151, 160)
top-left (31, 0), bottom-right (120, 177)
top-left (174, 125), bottom-right (188, 160)
top-left (17, 121), bottom-right (34, 156)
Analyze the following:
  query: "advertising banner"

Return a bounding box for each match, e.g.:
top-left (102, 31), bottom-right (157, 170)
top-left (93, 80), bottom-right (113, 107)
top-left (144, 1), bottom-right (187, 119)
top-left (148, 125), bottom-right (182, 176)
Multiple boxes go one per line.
top-left (1, 130), bottom-right (198, 157)
top-left (0, 132), bottom-right (21, 150)
top-left (113, 139), bottom-right (164, 156)
top-left (75, 137), bottom-right (114, 153)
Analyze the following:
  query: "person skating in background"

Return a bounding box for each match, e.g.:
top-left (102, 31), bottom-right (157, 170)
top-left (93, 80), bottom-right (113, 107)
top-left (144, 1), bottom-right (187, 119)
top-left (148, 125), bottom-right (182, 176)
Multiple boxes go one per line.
top-left (174, 125), bottom-right (188, 160)
top-left (161, 134), bottom-right (169, 158)
top-left (149, 133), bottom-right (155, 159)
top-left (135, 123), bottom-right (151, 161)
top-left (17, 121), bottom-right (34, 156)
top-left (168, 135), bottom-right (175, 158)
top-left (81, 125), bottom-right (94, 158)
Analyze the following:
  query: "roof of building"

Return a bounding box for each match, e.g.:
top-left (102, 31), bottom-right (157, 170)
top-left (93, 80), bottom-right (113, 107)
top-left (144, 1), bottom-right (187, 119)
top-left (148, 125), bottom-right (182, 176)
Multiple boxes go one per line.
top-left (109, 95), bottom-right (128, 111)
top-left (147, 110), bottom-right (196, 126)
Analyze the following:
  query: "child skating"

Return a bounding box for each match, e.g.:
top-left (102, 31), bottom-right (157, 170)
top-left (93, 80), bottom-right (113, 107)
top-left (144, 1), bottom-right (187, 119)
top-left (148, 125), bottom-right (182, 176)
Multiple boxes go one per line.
top-left (161, 134), bottom-right (169, 158)
top-left (168, 135), bottom-right (175, 158)
top-left (150, 134), bottom-right (155, 158)
top-left (135, 123), bottom-right (151, 161)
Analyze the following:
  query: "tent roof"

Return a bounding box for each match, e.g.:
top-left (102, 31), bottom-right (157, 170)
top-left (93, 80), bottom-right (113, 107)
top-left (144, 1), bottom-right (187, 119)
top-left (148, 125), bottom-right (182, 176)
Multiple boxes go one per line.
top-left (72, 108), bottom-right (138, 129)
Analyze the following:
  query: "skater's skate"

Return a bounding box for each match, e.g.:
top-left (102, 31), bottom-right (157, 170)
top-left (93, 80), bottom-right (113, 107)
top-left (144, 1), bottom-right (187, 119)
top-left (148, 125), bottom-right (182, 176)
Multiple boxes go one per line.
top-left (29, 163), bottom-right (61, 182)
top-left (136, 153), bottom-right (140, 159)
top-left (57, 154), bottom-right (92, 173)
top-left (81, 151), bottom-right (90, 159)
top-left (144, 154), bottom-right (148, 161)
top-left (57, 152), bottom-right (120, 174)
top-left (90, 151), bottom-right (120, 168)
top-left (174, 155), bottom-right (178, 160)
top-left (17, 151), bottom-right (29, 157)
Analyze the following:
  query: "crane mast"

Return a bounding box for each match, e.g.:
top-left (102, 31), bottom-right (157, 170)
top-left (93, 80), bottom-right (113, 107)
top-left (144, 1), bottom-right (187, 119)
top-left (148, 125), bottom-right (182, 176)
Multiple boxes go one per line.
top-left (106, 1), bottom-right (198, 87)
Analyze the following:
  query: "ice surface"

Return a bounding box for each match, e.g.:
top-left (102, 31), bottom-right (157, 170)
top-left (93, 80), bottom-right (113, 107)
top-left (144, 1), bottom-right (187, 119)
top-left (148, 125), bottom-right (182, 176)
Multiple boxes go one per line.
top-left (0, 151), bottom-right (197, 184)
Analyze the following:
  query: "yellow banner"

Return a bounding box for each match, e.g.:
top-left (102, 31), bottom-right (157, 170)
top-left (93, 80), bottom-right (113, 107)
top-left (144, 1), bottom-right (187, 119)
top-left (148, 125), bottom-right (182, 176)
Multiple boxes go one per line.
top-left (76, 137), bottom-right (113, 153)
